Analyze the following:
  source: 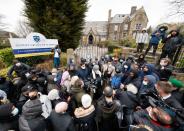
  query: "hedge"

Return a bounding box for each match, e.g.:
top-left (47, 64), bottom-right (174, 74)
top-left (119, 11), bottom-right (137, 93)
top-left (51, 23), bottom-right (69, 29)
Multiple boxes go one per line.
top-left (0, 48), bottom-right (14, 67)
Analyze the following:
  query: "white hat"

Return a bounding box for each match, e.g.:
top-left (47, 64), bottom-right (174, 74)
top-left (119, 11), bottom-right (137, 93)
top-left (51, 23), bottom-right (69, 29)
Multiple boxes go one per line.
top-left (142, 28), bottom-right (147, 31)
top-left (51, 68), bottom-right (57, 73)
top-left (48, 89), bottom-right (60, 101)
top-left (70, 76), bottom-right (79, 86)
top-left (81, 94), bottom-right (92, 108)
top-left (55, 102), bottom-right (68, 113)
top-left (126, 84), bottom-right (138, 94)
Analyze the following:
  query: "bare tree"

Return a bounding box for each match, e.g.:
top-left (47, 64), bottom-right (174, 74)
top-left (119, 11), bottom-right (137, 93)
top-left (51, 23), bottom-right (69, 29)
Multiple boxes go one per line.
top-left (169, 0), bottom-right (184, 16)
top-left (16, 19), bottom-right (33, 37)
top-left (0, 15), bottom-right (7, 30)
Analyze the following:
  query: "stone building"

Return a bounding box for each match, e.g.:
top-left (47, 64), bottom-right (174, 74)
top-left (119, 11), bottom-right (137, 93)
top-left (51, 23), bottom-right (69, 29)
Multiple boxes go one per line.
top-left (81, 6), bottom-right (149, 44)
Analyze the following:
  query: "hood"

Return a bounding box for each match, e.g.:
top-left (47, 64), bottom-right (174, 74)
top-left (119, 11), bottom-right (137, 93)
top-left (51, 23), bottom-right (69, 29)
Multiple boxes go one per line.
top-left (122, 62), bottom-right (131, 72)
top-left (169, 30), bottom-right (179, 37)
top-left (22, 99), bottom-right (42, 120)
top-left (145, 75), bottom-right (157, 86)
top-left (158, 25), bottom-right (168, 32)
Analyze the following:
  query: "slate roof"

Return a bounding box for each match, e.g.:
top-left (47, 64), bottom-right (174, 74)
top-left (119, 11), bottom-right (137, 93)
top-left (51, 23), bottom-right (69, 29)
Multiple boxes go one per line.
top-left (110, 14), bottom-right (130, 24)
top-left (83, 21), bottom-right (108, 36)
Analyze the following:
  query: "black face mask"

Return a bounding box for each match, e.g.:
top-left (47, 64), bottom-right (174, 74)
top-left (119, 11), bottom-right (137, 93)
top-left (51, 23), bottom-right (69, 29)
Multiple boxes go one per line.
top-left (29, 96), bottom-right (38, 100)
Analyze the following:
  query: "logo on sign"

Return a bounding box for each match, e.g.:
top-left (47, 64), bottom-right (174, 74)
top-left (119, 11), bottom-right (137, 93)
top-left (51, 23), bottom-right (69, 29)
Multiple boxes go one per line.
top-left (33, 36), bottom-right (40, 43)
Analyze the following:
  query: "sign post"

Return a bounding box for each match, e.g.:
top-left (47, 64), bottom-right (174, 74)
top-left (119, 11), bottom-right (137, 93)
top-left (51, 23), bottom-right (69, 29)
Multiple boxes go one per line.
top-left (9, 32), bottom-right (58, 58)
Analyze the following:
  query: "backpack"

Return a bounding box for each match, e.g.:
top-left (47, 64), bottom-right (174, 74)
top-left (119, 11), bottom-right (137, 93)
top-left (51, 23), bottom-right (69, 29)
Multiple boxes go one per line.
top-left (111, 75), bottom-right (122, 89)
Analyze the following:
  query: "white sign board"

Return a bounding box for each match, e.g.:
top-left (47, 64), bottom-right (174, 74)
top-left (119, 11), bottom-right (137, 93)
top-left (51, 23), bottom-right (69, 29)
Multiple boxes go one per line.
top-left (9, 32), bottom-right (58, 58)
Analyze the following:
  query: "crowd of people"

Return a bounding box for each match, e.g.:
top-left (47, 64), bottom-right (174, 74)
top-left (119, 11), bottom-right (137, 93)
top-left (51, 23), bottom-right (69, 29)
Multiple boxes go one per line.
top-left (0, 53), bottom-right (184, 131)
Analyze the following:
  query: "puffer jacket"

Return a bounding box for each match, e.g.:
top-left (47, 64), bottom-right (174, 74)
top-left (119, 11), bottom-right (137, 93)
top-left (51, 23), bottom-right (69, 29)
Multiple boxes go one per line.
top-left (19, 99), bottom-right (46, 131)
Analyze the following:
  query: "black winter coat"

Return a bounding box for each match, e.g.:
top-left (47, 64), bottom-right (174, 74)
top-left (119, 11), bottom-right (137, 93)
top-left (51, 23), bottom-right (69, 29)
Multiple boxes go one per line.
top-left (75, 110), bottom-right (97, 131)
top-left (0, 103), bottom-right (19, 131)
top-left (48, 111), bottom-right (75, 131)
top-left (162, 34), bottom-right (182, 53)
top-left (115, 90), bottom-right (139, 113)
top-left (96, 96), bottom-right (120, 131)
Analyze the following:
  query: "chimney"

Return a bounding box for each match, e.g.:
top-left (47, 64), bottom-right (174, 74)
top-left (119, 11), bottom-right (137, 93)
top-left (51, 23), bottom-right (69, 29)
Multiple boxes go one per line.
top-left (130, 6), bottom-right (137, 15)
top-left (108, 9), bottom-right (112, 22)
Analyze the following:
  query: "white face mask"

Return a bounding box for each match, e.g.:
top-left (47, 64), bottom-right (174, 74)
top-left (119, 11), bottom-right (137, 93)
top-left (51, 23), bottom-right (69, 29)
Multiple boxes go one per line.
top-left (54, 77), bottom-right (57, 82)
top-left (120, 60), bottom-right (124, 63)
top-left (81, 66), bottom-right (85, 69)
top-left (11, 108), bottom-right (19, 116)
top-left (143, 81), bottom-right (148, 85)
top-left (16, 63), bottom-right (21, 67)
top-left (52, 73), bottom-right (57, 76)
top-left (124, 65), bottom-right (128, 69)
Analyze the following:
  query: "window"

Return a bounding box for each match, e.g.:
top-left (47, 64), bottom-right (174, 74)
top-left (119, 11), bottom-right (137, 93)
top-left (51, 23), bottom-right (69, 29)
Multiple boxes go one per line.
top-left (135, 24), bottom-right (142, 30)
top-left (124, 24), bottom-right (128, 30)
top-left (114, 25), bottom-right (118, 31)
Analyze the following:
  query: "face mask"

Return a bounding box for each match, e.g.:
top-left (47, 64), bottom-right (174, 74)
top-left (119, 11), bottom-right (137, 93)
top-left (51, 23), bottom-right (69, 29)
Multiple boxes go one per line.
top-left (52, 73), bottom-right (57, 76)
top-left (124, 65), bottom-right (128, 69)
top-left (54, 77), bottom-right (57, 82)
top-left (81, 66), bottom-right (85, 69)
top-left (143, 81), bottom-right (148, 85)
top-left (160, 28), bottom-right (164, 31)
top-left (16, 63), bottom-right (21, 67)
top-left (29, 96), bottom-right (38, 100)
top-left (120, 60), bottom-right (124, 63)
top-left (11, 108), bottom-right (19, 116)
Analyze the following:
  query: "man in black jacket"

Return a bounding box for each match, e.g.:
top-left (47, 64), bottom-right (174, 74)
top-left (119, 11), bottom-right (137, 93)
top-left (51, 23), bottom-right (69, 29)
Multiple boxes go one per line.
top-left (48, 102), bottom-right (75, 131)
top-left (160, 30), bottom-right (182, 62)
top-left (96, 86), bottom-right (120, 131)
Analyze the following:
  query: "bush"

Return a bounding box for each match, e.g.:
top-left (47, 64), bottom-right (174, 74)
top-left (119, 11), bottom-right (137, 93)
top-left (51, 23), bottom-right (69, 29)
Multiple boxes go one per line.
top-left (119, 37), bottom-right (136, 48)
top-left (0, 67), bottom-right (10, 77)
top-left (0, 48), bottom-right (14, 67)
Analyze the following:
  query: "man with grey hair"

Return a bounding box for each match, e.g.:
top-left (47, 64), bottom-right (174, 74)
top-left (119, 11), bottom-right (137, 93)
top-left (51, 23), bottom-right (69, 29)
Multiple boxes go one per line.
top-left (48, 102), bottom-right (75, 131)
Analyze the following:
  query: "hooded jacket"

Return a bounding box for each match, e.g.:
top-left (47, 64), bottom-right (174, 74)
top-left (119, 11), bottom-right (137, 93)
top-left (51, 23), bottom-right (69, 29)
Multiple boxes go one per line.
top-left (149, 26), bottom-right (167, 45)
top-left (141, 64), bottom-right (159, 81)
top-left (19, 99), bottom-right (46, 131)
top-left (123, 72), bottom-right (142, 90)
top-left (162, 30), bottom-right (182, 52)
top-left (121, 62), bottom-right (132, 82)
top-left (139, 75), bottom-right (157, 94)
top-left (96, 96), bottom-right (120, 131)
top-left (135, 54), bottom-right (147, 68)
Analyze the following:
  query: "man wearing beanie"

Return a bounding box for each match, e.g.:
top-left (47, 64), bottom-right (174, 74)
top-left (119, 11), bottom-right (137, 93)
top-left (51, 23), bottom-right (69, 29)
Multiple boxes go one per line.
top-left (74, 94), bottom-right (97, 131)
top-left (48, 102), bottom-right (75, 131)
top-left (169, 77), bottom-right (184, 107)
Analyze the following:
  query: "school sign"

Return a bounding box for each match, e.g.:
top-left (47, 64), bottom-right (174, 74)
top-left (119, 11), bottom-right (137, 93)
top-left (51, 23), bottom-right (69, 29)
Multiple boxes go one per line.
top-left (9, 32), bottom-right (58, 58)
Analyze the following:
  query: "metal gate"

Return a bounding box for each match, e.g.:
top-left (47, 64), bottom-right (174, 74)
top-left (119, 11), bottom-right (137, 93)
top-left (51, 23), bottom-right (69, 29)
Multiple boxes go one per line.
top-left (74, 45), bottom-right (108, 61)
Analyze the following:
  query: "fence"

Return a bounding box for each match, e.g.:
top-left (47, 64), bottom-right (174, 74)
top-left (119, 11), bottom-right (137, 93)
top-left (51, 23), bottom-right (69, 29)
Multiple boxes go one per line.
top-left (74, 45), bottom-right (108, 61)
top-left (175, 46), bottom-right (184, 70)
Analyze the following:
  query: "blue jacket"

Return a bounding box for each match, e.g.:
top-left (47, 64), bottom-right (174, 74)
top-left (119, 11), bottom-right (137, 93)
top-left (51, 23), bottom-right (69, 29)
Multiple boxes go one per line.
top-left (140, 64), bottom-right (159, 81)
top-left (139, 75), bottom-right (157, 94)
top-left (149, 30), bottom-right (166, 45)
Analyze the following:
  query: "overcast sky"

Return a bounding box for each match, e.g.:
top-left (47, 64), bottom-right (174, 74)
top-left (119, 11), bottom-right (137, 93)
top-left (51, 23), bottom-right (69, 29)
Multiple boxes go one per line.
top-left (0, 0), bottom-right (183, 32)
